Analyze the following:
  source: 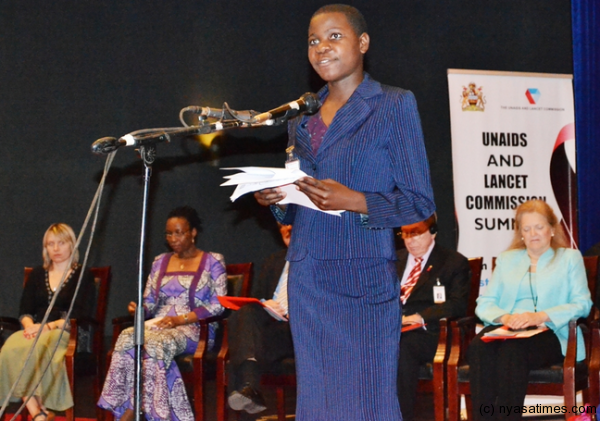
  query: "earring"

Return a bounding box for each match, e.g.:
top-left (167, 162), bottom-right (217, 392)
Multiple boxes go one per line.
top-left (521, 237), bottom-right (524, 241)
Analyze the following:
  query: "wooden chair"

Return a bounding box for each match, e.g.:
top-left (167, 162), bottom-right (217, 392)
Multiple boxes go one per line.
top-left (103, 262), bottom-right (253, 421)
top-left (0, 266), bottom-right (111, 421)
top-left (215, 257), bottom-right (485, 421)
top-left (446, 255), bottom-right (599, 421)
top-left (415, 256), bottom-right (483, 421)
top-left (215, 313), bottom-right (297, 421)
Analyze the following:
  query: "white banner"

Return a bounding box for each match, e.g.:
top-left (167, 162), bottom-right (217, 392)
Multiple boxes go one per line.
top-left (448, 69), bottom-right (577, 292)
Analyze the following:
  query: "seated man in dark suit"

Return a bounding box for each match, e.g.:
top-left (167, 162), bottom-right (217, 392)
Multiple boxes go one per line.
top-left (227, 224), bottom-right (293, 415)
top-left (396, 214), bottom-right (471, 421)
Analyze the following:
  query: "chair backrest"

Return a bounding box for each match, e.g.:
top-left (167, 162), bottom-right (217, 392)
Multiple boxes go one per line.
top-left (584, 255), bottom-right (598, 309)
top-left (467, 257), bottom-right (483, 317)
top-left (225, 263), bottom-right (253, 298)
top-left (24, 267), bottom-right (33, 286)
top-left (90, 267), bottom-right (112, 326)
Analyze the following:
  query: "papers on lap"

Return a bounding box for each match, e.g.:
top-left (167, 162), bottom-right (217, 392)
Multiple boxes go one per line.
top-left (401, 322), bottom-right (426, 332)
top-left (218, 296), bottom-right (288, 322)
top-left (220, 166), bottom-right (344, 216)
top-left (481, 325), bottom-right (548, 342)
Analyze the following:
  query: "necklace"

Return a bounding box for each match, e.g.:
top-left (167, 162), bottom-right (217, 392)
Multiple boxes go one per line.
top-left (176, 251), bottom-right (198, 269)
top-left (45, 265), bottom-right (78, 302)
top-left (528, 265), bottom-right (538, 312)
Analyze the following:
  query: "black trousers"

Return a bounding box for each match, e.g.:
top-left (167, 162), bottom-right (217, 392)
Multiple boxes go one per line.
top-left (468, 326), bottom-right (564, 421)
top-left (397, 329), bottom-right (439, 421)
top-left (227, 303), bottom-right (294, 391)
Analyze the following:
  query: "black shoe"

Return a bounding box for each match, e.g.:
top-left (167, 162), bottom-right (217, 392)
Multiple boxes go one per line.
top-left (228, 384), bottom-right (267, 414)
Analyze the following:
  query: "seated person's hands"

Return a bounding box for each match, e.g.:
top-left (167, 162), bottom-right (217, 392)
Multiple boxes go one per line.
top-left (23, 323), bottom-right (50, 339)
top-left (402, 313), bottom-right (424, 326)
top-left (154, 316), bottom-right (179, 329)
top-left (127, 301), bottom-right (137, 316)
top-left (499, 311), bottom-right (549, 330)
top-left (262, 299), bottom-right (288, 319)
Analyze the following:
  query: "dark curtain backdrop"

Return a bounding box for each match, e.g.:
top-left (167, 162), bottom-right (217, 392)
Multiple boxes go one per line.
top-left (0, 1), bottom-right (577, 322)
top-left (572, 1), bottom-right (600, 253)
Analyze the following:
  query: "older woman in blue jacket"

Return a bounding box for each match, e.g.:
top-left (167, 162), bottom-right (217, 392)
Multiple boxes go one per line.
top-left (469, 199), bottom-right (592, 421)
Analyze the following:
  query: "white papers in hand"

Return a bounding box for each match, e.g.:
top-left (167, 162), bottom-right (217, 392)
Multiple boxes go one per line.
top-left (221, 166), bottom-right (344, 216)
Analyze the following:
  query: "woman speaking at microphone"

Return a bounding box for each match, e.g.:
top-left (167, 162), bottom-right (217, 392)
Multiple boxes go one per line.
top-left (254, 4), bottom-right (435, 420)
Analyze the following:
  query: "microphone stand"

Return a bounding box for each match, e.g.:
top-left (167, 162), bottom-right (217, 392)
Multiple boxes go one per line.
top-left (92, 95), bottom-right (321, 419)
top-left (133, 144), bottom-right (155, 421)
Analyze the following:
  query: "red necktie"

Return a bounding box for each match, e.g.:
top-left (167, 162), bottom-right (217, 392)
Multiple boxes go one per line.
top-left (401, 257), bottom-right (423, 304)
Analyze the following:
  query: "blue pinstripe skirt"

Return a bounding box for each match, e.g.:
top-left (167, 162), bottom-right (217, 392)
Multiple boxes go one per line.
top-left (288, 255), bottom-right (402, 421)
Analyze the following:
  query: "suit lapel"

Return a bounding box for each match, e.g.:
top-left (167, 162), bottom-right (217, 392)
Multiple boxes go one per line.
top-left (316, 74), bottom-right (382, 157)
top-left (317, 98), bottom-right (372, 156)
top-left (291, 116), bottom-right (316, 166)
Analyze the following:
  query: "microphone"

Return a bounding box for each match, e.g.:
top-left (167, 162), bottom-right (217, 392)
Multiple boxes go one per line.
top-left (182, 104), bottom-right (258, 122)
top-left (91, 121), bottom-right (250, 154)
top-left (91, 137), bottom-right (124, 154)
top-left (251, 92), bottom-right (321, 125)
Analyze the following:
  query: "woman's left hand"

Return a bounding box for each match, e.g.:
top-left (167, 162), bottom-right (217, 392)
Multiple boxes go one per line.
top-left (295, 177), bottom-right (367, 213)
top-left (155, 316), bottom-right (179, 329)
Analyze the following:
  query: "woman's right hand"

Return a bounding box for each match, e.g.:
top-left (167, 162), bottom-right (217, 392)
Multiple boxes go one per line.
top-left (128, 301), bottom-right (137, 316)
top-left (254, 188), bottom-right (287, 207)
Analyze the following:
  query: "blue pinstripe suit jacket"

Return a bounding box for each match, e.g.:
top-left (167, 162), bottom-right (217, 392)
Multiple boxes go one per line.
top-left (278, 73), bottom-right (436, 261)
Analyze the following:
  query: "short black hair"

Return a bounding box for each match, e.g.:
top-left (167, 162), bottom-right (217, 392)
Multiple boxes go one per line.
top-left (167, 206), bottom-right (203, 234)
top-left (312, 4), bottom-right (368, 36)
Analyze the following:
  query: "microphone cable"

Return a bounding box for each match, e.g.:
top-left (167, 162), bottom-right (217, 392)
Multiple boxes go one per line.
top-left (0, 150), bottom-right (117, 421)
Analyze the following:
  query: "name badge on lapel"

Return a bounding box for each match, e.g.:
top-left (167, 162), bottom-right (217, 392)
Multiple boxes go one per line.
top-left (285, 146), bottom-right (300, 170)
top-left (433, 278), bottom-right (446, 303)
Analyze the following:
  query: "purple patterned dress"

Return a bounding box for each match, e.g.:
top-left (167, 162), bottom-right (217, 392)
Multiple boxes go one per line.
top-left (98, 251), bottom-right (227, 421)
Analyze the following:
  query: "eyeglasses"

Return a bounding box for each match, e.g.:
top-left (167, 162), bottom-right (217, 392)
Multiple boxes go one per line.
top-left (397, 230), bottom-right (429, 240)
top-left (165, 230), bottom-right (190, 239)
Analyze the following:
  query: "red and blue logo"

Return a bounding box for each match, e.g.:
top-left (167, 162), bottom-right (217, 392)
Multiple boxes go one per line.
top-left (525, 88), bottom-right (540, 104)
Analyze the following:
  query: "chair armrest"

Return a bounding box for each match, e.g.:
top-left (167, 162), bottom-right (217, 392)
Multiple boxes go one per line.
top-left (433, 316), bottom-right (467, 365)
top-left (76, 316), bottom-right (100, 330)
top-left (433, 318), bottom-right (449, 366)
top-left (562, 318), bottom-right (581, 390)
top-left (112, 315), bottom-right (135, 326)
top-left (0, 317), bottom-right (21, 333)
top-left (67, 318), bottom-right (78, 357)
top-left (448, 316), bottom-right (479, 369)
top-left (588, 319), bottom-right (600, 404)
top-left (200, 311), bottom-right (230, 325)
top-left (216, 319), bottom-right (230, 363)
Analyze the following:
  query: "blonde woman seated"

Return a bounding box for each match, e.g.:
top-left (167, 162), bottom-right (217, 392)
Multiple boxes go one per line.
top-left (0, 223), bottom-right (94, 421)
top-left (468, 200), bottom-right (592, 421)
